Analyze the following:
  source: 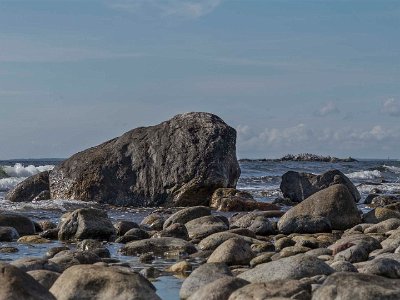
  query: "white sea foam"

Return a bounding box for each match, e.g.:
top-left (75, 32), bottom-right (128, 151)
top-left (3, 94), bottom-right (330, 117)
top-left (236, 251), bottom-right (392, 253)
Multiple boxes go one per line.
top-left (2, 163), bottom-right (54, 178)
top-left (346, 170), bottom-right (383, 180)
top-left (0, 177), bottom-right (25, 191)
top-left (383, 165), bottom-right (400, 174)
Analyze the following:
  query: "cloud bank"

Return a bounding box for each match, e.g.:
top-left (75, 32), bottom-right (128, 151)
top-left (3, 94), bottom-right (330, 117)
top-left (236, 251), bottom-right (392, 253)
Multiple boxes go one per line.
top-left (382, 98), bottom-right (400, 117)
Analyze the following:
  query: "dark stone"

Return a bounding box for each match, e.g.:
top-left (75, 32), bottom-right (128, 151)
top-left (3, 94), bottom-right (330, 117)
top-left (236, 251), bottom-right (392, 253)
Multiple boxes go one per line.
top-left (48, 113), bottom-right (240, 207)
top-left (120, 237), bottom-right (197, 256)
top-left (0, 226), bottom-right (19, 241)
top-left (0, 212), bottom-right (35, 235)
top-left (5, 171), bottom-right (50, 202)
top-left (114, 221), bottom-right (139, 236)
top-left (280, 169), bottom-right (360, 203)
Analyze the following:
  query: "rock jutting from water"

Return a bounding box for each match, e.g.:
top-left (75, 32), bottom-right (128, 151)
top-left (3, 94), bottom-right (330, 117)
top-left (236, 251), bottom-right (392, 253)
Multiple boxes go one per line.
top-left (6, 112), bottom-right (241, 207)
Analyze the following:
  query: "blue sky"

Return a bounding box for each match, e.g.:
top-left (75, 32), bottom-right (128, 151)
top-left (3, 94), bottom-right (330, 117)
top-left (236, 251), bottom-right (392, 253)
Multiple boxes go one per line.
top-left (0, 0), bottom-right (399, 159)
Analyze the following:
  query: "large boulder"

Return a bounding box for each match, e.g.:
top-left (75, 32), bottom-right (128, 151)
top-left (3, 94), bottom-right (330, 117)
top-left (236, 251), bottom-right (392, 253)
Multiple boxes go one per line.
top-left (48, 112), bottom-right (240, 206)
top-left (277, 184), bottom-right (361, 231)
top-left (50, 264), bottom-right (160, 300)
top-left (280, 169), bottom-right (360, 202)
top-left (58, 208), bottom-right (115, 241)
top-left (312, 272), bottom-right (400, 300)
top-left (0, 262), bottom-right (56, 300)
top-left (6, 171), bottom-right (50, 202)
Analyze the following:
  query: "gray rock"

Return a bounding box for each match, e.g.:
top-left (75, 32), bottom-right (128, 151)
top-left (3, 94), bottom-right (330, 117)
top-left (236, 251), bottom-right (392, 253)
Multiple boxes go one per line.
top-left (364, 218), bottom-right (400, 234)
top-left (50, 264), bottom-right (160, 300)
top-left (0, 226), bottom-right (19, 241)
top-left (163, 206), bottom-right (210, 229)
top-left (363, 208), bottom-right (400, 223)
top-left (188, 277), bottom-right (249, 300)
top-left (49, 250), bottom-right (101, 271)
top-left (356, 258), bottom-right (400, 278)
top-left (330, 261), bottom-right (358, 272)
top-left (185, 215), bottom-right (228, 240)
top-left (180, 262), bottom-right (233, 299)
top-left (33, 190), bottom-right (51, 201)
top-left (250, 252), bottom-right (275, 267)
top-left (238, 254), bottom-right (333, 283)
top-left (210, 188), bottom-right (280, 212)
top-left (228, 279), bottom-right (312, 300)
top-left (141, 213), bottom-right (165, 230)
top-left (231, 212), bottom-right (275, 235)
top-left (6, 171), bottom-right (50, 202)
top-left (10, 257), bottom-right (61, 273)
top-left (120, 237), bottom-right (197, 256)
top-left (330, 234), bottom-right (381, 263)
top-left (27, 270), bottom-right (60, 290)
top-left (278, 215), bottom-right (332, 234)
top-left (0, 262), bottom-right (56, 300)
top-left (0, 212), bottom-right (35, 235)
top-left (280, 169), bottom-right (360, 202)
top-left (198, 232), bottom-right (260, 251)
top-left (152, 223), bottom-right (189, 240)
top-left (207, 237), bottom-right (255, 265)
top-left (58, 208), bottom-right (115, 241)
top-left (312, 272), bottom-right (400, 300)
top-left (277, 184), bottom-right (361, 231)
top-left (114, 221), bottom-right (139, 236)
top-left (48, 113), bottom-right (240, 207)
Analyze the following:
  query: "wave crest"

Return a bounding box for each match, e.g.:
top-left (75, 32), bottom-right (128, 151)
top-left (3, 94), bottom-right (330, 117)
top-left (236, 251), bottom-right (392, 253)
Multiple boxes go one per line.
top-left (346, 170), bottom-right (383, 180)
top-left (2, 163), bottom-right (54, 178)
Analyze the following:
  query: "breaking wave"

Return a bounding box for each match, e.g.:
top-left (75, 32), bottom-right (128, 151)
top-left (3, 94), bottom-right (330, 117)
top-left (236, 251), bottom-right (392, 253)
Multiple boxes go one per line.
top-left (383, 165), bottom-right (400, 174)
top-left (2, 163), bottom-right (54, 178)
top-left (346, 170), bottom-right (383, 180)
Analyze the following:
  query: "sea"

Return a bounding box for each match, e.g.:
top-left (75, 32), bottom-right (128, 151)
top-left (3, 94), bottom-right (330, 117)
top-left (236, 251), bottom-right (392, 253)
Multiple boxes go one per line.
top-left (1, 158), bottom-right (400, 299)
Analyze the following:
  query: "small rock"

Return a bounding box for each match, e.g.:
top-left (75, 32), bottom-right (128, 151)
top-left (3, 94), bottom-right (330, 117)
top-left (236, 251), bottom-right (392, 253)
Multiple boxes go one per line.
top-left (207, 237), bottom-right (255, 265)
top-left (167, 261), bottom-right (192, 273)
top-left (188, 276), bottom-right (249, 300)
top-left (180, 263), bottom-right (233, 299)
top-left (163, 206), bottom-right (211, 229)
top-left (185, 215), bottom-right (228, 240)
top-left (17, 235), bottom-right (50, 244)
top-left (120, 237), bottom-right (197, 256)
top-left (0, 226), bottom-right (19, 241)
top-left (114, 221), bottom-right (139, 236)
top-left (0, 212), bottom-right (35, 235)
top-left (238, 254), bottom-right (333, 283)
top-left (228, 279), bottom-right (311, 300)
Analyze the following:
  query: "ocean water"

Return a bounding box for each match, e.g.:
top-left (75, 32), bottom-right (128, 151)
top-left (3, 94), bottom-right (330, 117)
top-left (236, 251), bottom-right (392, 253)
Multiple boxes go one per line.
top-left (1, 158), bottom-right (400, 299)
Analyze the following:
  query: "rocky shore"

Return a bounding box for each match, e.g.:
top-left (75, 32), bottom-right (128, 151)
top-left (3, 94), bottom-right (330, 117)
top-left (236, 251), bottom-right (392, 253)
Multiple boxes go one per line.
top-left (1, 113), bottom-right (400, 299)
top-left (240, 153), bottom-right (357, 163)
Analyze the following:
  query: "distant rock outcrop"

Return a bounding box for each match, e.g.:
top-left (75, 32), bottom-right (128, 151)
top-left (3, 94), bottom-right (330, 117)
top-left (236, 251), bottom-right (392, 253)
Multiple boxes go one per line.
top-left (239, 153), bottom-right (357, 163)
top-left (42, 112), bottom-right (239, 207)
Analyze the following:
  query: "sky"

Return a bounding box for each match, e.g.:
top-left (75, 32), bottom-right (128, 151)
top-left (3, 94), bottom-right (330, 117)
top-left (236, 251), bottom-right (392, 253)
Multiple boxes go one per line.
top-left (0, 0), bottom-right (399, 159)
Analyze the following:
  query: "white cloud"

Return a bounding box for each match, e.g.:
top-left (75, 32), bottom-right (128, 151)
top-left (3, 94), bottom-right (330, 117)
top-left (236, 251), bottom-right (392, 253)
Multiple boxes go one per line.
top-left (382, 98), bottom-right (400, 117)
top-left (236, 123), bottom-right (400, 158)
top-left (315, 101), bottom-right (339, 116)
top-left (108, 0), bottom-right (223, 19)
